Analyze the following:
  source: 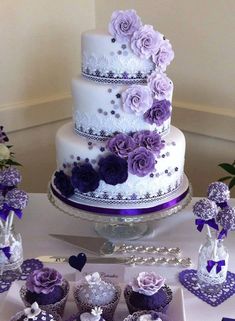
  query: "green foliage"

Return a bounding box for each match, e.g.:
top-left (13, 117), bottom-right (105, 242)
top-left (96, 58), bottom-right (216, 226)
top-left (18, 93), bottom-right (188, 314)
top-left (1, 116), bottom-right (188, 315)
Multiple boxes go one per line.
top-left (218, 160), bottom-right (235, 190)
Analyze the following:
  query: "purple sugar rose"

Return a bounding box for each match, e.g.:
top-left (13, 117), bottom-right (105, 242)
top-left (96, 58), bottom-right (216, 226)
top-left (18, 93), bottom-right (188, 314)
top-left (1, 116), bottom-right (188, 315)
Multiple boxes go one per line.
top-left (54, 170), bottom-right (74, 197)
top-left (144, 99), bottom-right (171, 126)
top-left (133, 130), bottom-right (165, 155)
top-left (131, 25), bottom-right (163, 59)
top-left (109, 10), bottom-right (142, 42)
top-left (122, 85), bottom-right (153, 115)
top-left (131, 272), bottom-right (165, 296)
top-left (152, 39), bottom-right (174, 71)
top-left (5, 188), bottom-right (28, 209)
top-left (26, 267), bottom-right (62, 294)
top-left (128, 147), bottom-right (155, 177)
top-left (98, 154), bottom-right (128, 185)
top-left (71, 163), bottom-right (100, 193)
top-left (107, 133), bottom-right (136, 158)
top-left (0, 167), bottom-right (22, 187)
top-left (0, 126), bottom-right (9, 143)
top-left (147, 71), bottom-right (173, 100)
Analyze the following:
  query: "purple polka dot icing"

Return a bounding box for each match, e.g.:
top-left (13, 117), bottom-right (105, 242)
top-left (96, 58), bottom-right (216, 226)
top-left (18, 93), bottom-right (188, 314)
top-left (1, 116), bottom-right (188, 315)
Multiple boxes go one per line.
top-left (217, 206), bottom-right (235, 231)
top-left (207, 182), bottom-right (230, 204)
top-left (193, 198), bottom-right (218, 220)
top-left (5, 188), bottom-right (29, 210)
top-left (0, 167), bottom-right (22, 187)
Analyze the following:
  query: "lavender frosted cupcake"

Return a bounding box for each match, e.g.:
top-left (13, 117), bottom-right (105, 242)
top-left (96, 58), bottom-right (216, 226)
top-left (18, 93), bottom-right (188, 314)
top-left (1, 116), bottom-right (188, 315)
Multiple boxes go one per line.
top-left (20, 267), bottom-right (69, 317)
top-left (123, 310), bottom-right (170, 321)
top-left (10, 302), bottom-right (61, 321)
top-left (124, 272), bottom-right (172, 314)
top-left (73, 272), bottom-right (121, 321)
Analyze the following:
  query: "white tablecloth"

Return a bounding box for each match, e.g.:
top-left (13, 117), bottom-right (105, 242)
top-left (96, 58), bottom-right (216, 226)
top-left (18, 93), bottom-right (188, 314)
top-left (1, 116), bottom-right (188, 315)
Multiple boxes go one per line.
top-left (1, 194), bottom-right (235, 321)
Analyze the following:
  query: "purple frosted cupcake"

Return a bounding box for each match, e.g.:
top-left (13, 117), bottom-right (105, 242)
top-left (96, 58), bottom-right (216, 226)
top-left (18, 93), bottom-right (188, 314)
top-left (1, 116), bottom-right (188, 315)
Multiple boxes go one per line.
top-left (124, 272), bottom-right (172, 314)
top-left (20, 267), bottom-right (69, 317)
top-left (10, 302), bottom-right (61, 321)
top-left (123, 310), bottom-right (170, 321)
top-left (73, 272), bottom-right (121, 321)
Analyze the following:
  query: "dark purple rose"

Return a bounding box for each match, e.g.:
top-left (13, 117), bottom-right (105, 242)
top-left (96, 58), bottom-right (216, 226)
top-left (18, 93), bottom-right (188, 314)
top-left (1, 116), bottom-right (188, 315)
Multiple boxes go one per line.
top-left (152, 39), bottom-right (174, 71)
top-left (122, 85), bottom-right (153, 115)
top-left (133, 130), bottom-right (165, 155)
top-left (107, 133), bottom-right (137, 158)
top-left (54, 170), bottom-right (74, 197)
top-left (71, 163), bottom-right (100, 193)
top-left (98, 154), bottom-right (128, 185)
top-left (128, 147), bottom-right (155, 177)
top-left (147, 71), bottom-right (173, 100)
top-left (131, 25), bottom-right (163, 59)
top-left (0, 126), bottom-right (9, 143)
top-left (108, 9), bottom-right (142, 42)
top-left (144, 99), bottom-right (171, 126)
top-left (5, 188), bottom-right (28, 209)
top-left (26, 267), bottom-right (62, 294)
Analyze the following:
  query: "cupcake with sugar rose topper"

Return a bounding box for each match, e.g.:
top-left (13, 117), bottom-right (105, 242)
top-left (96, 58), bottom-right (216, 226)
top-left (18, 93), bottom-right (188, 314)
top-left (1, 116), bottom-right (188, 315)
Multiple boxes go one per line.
top-left (10, 302), bottom-right (62, 321)
top-left (73, 272), bottom-right (121, 321)
top-left (123, 310), bottom-right (171, 321)
top-left (20, 267), bottom-right (69, 317)
top-left (124, 272), bottom-right (172, 314)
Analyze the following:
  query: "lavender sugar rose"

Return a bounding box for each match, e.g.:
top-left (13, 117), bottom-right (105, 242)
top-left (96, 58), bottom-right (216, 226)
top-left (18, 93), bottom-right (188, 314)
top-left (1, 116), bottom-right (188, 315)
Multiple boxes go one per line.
top-left (147, 72), bottom-right (173, 100)
top-left (128, 147), bottom-right (155, 177)
top-left (131, 272), bottom-right (165, 296)
top-left (122, 85), bottom-right (153, 115)
top-left (133, 130), bottom-right (164, 155)
top-left (107, 133), bottom-right (137, 158)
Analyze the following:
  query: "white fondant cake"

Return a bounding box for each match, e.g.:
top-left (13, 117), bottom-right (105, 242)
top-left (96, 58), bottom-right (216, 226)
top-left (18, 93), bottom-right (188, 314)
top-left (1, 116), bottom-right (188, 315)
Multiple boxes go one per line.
top-left (50, 9), bottom-right (189, 214)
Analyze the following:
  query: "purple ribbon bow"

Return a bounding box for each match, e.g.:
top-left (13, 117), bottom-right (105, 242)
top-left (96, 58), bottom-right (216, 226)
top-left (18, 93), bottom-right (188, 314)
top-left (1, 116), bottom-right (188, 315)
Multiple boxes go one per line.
top-left (0, 203), bottom-right (22, 221)
top-left (206, 259), bottom-right (226, 274)
top-left (217, 201), bottom-right (229, 209)
top-left (0, 246), bottom-right (11, 260)
top-left (218, 228), bottom-right (228, 240)
top-left (195, 218), bottom-right (219, 232)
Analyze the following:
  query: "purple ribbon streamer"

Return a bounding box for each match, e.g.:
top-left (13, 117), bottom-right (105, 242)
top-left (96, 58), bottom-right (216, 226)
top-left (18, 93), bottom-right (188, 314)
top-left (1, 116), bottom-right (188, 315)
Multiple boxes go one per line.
top-left (195, 218), bottom-right (219, 232)
top-left (0, 203), bottom-right (22, 221)
top-left (50, 184), bottom-right (190, 216)
top-left (206, 259), bottom-right (226, 274)
top-left (218, 228), bottom-right (228, 240)
top-left (217, 201), bottom-right (229, 209)
top-left (0, 246), bottom-right (11, 260)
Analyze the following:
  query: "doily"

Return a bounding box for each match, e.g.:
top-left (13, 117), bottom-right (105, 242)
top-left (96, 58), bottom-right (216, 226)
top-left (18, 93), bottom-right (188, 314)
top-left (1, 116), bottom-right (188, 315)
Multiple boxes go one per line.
top-left (179, 269), bottom-right (235, 307)
top-left (0, 258), bottom-right (43, 293)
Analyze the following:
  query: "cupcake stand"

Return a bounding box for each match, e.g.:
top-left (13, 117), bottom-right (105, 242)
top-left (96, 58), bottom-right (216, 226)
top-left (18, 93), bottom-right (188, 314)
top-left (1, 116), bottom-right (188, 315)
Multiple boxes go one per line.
top-left (48, 174), bottom-right (192, 240)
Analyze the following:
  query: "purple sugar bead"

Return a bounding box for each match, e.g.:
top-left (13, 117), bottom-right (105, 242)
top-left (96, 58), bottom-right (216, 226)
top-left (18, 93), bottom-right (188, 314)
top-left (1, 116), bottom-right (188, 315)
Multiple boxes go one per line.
top-left (207, 182), bottom-right (230, 204)
top-left (193, 198), bottom-right (218, 220)
top-left (217, 206), bottom-right (235, 231)
top-left (5, 188), bottom-right (28, 209)
top-left (0, 167), bottom-right (22, 186)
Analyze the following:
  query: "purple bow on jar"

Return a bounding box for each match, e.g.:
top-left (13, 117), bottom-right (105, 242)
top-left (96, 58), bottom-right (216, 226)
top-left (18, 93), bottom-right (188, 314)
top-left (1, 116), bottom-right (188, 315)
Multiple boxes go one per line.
top-left (218, 228), bottom-right (228, 240)
top-left (0, 246), bottom-right (11, 260)
top-left (0, 203), bottom-right (22, 221)
top-left (195, 218), bottom-right (219, 232)
top-left (206, 259), bottom-right (225, 274)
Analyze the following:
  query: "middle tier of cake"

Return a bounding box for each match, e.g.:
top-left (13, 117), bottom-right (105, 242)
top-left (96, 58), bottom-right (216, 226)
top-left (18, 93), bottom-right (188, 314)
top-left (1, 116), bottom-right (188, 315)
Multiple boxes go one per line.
top-left (55, 122), bottom-right (185, 204)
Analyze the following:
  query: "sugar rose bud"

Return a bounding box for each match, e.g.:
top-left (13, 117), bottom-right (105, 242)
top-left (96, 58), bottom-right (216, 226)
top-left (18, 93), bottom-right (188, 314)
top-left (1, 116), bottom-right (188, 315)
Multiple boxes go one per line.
top-left (0, 144), bottom-right (10, 161)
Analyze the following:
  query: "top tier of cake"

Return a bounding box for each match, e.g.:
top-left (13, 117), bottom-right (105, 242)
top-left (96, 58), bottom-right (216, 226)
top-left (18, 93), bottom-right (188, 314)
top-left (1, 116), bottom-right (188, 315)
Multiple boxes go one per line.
top-left (82, 30), bottom-right (155, 84)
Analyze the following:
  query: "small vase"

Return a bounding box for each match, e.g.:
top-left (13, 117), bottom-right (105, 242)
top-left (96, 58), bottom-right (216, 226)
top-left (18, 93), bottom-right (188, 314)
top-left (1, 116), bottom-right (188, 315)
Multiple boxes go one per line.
top-left (0, 226), bottom-right (23, 276)
top-left (197, 235), bottom-right (229, 294)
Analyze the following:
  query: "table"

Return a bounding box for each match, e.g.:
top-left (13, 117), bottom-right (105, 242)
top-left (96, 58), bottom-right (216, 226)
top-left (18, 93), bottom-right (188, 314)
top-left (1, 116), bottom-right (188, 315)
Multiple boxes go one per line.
top-left (1, 194), bottom-right (235, 321)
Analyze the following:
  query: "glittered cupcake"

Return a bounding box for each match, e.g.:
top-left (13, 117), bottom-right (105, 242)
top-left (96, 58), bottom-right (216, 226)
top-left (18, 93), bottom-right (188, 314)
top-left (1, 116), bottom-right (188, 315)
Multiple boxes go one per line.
top-left (10, 302), bottom-right (62, 321)
top-left (73, 272), bottom-right (121, 321)
top-left (123, 310), bottom-right (171, 321)
top-left (124, 272), bottom-right (172, 314)
top-left (20, 267), bottom-right (69, 317)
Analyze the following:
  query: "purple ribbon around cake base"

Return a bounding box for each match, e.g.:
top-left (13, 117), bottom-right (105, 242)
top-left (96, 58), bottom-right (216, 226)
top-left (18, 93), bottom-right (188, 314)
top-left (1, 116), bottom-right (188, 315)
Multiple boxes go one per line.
top-left (50, 184), bottom-right (190, 216)
top-left (206, 259), bottom-right (226, 274)
top-left (195, 218), bottom-right (219, 232)
top-left (0, 246), bottom-right (11, 260)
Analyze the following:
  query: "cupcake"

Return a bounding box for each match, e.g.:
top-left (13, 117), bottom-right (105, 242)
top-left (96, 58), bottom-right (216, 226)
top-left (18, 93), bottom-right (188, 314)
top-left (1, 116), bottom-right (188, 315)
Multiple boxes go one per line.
top-left (10, 302), bottom-right (61, 321)
top-left (20, 267), bottom-right (69, 317)
top-left (73, 272), bottom-right (121, 321)
top-left (124, 272), bottom-right (172, 313)
top-left (123, 310), bottom-right (170, 321)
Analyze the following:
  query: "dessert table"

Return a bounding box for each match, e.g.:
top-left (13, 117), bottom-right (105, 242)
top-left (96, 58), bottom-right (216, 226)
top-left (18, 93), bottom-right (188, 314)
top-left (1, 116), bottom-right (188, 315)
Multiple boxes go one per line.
top-left (1, 194), bottom-right (235, 321)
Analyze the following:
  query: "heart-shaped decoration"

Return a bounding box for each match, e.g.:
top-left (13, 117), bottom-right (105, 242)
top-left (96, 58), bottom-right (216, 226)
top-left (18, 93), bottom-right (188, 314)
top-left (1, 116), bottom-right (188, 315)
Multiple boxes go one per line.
top-left (68, 253), bottom-right (87, 272)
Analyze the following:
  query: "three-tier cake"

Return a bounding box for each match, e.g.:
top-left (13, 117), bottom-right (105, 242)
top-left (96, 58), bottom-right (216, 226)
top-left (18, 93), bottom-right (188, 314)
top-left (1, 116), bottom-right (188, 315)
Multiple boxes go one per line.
top-left (50, 10), bottom-right (190, 216)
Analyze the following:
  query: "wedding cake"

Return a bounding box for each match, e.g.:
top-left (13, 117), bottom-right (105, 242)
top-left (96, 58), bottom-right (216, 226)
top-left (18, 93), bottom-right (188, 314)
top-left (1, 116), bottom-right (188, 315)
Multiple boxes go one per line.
top-left (50, 10), bottom-right (190, 215)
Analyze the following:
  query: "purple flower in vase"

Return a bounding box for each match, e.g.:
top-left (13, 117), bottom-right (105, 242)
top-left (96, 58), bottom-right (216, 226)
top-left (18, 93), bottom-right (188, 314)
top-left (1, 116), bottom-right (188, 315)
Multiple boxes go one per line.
top-left (147, 71), bottom-right (173, 100)
top-left (0, 126), bottom-right (9, 143)
top-left (98, 154), bottom-right (128, 185)
top-left (54, 170), bottom-right (74, 197)
top-left (71, 163), bottom-right (100, 193)
top-left (152, 39), bottom-right (174, 71)
top-left (108, 10), bottom-right (142, 42)
top-left (144, 99), bottom-right (171, 126)
top-left (128, 147), bottom-right (155, 177)
top-left (107, 133), bottom-right (137, 158)
top-left (131, 25), bottom-right (163, 59)
top-left (122, 85), bottom-right (153, 115)
top-left (131, 272), bottom-right (165, 296)
top-left (133, 130), bottom-right (165, 155)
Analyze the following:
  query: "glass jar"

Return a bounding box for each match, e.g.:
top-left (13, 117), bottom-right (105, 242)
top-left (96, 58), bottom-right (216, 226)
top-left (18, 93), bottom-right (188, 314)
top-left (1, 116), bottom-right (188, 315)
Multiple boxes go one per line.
top-left (197, 235), bottom-right (229, 294)
top-left (0, 226), bottom-right (23, 275)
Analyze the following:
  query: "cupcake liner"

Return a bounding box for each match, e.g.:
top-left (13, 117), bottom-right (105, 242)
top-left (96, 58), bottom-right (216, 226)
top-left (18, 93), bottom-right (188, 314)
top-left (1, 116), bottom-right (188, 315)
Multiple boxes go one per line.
top-left (73, 281), bottom-right (121, 321)
top-left (10, 311), bottom-right (62, 321)
top-left (124, 285), bottom-right (172, 314)
top-left (123, 310), bottom-right (170, 321)
top-left (20, 279), bottom-right (70, 318)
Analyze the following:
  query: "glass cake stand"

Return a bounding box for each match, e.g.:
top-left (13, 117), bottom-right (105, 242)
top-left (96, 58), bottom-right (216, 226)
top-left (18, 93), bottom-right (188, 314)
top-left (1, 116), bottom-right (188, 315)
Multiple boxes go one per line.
top-left (47, 175), bottom-right (192, 240)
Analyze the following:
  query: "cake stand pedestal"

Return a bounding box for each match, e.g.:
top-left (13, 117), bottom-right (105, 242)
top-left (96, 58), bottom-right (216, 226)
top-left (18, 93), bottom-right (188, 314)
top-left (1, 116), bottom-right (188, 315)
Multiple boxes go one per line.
top-left (48, 175), bottom-right (192, 240)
